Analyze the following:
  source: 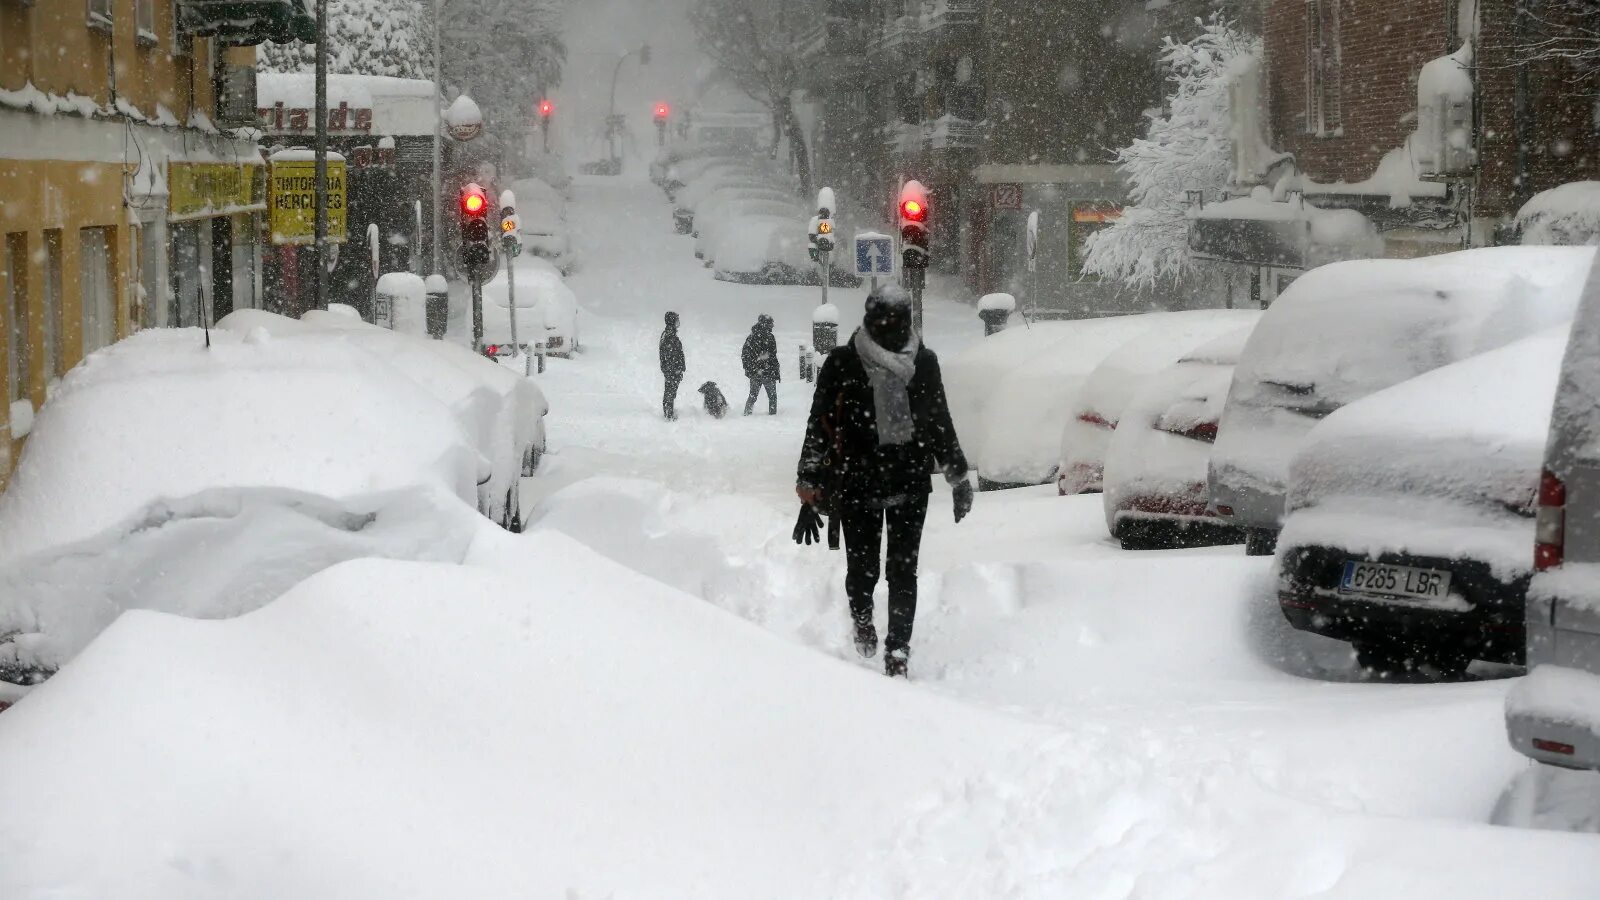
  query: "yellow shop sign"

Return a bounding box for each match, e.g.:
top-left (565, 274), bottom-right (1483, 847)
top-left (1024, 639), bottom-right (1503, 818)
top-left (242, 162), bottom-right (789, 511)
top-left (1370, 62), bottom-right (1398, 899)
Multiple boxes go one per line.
top-left (169, 163), bottom-right (264, 222)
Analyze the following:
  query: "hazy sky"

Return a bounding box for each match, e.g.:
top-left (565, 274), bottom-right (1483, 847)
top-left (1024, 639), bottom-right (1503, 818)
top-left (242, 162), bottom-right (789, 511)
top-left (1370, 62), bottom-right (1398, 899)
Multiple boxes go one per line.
top-left (557, 0), bottom-right (709, 168)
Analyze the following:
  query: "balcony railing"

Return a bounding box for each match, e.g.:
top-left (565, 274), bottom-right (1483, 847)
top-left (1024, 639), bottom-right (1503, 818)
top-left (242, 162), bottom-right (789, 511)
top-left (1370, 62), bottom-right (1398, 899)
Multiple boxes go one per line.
top-left (921, 0), bottom-right (980, 32)
top-left (926, 115), bottom-right (980, 150)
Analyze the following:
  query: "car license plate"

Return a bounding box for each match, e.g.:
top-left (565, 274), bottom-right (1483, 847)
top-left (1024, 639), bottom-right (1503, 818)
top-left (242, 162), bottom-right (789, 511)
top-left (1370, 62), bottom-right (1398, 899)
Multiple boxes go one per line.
top-left (1339, 560), bottom-right (1452, 603)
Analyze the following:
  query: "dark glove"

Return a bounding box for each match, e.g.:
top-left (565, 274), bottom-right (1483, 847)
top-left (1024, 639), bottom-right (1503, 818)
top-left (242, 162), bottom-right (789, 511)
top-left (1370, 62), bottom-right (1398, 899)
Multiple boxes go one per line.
top-left (793, 504), bottom-right (825, 546)
top-left (952, 479), bottom-right (974, 524)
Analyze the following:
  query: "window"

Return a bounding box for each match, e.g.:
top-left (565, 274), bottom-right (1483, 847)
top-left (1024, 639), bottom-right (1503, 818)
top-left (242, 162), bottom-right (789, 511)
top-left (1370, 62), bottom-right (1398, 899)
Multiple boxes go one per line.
top-left (136, 0), bottom-right (157, 45)
top-left (87, 0), bottom-right (113, 32)
top-left (6, 234), bottom-right (28, 404)
top-left (80, 227), bottom-right (116, 355)
top-left (41, 229), bottom-right (62, 381)
top-left (1304, 0), bottom-right (1342, 135)
top-left (169, 223), bottom-right (202, 327)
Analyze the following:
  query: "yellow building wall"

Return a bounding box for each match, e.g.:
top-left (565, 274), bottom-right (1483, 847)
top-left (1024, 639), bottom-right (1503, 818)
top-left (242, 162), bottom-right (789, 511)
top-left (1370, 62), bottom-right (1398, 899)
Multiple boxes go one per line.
top-left (0, 0), bottom-right (217, 119)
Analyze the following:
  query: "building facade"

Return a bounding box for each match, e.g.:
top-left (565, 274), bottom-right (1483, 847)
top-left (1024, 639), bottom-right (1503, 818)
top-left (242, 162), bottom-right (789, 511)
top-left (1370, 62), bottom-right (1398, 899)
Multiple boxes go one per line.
top-left (794, 0), bottom-right (1164, 315)
top-left (1191, 0), bottom-right (1600, 301)
top-left (0, 0), bottom-right (310, 485)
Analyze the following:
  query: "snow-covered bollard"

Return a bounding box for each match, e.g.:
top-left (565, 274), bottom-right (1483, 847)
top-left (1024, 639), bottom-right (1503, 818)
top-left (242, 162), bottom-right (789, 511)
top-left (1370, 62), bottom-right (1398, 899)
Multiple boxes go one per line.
top-left (424, 274), bottom-right (449, 340)
top-left (813, 302), bottom-right (841, 355)
top-left (376, 272), bottom-right (428, 337)
top-left (978, 293), bottom-right (1016, 336)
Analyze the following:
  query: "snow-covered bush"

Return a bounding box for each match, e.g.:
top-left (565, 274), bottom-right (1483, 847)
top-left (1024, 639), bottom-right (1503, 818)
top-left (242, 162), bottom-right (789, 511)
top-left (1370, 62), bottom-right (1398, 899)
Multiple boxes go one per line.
top-left (260, 0), bottom-right (431, 79)
top-left (1519, 181), bottom-right (1600, 246)
top-left (1082, 19), bottom-right (1261, 289)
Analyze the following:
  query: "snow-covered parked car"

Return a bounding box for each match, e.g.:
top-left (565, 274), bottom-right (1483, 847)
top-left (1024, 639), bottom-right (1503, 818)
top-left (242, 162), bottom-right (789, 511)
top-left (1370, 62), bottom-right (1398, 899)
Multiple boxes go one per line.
top-left (710, 215), bottom-right (862, 287)
top-left (508, 177), bottom-right (575, 273)
top-left (693, 192), bottom-right (804, 260)
top-left (1101, 324), bottom-right (1257, 550)
top-left (481, 255), bottom-right (581, 357)
top-left (1058, 309), bottom-right (1260, 496)
top-left (1275, 327), bottom-right (1570, 676)
top-left (1508, 252), bottom-right (1600, 769)
top-left (0, 327), bottom-right (492, 686)
top-left (944, 314), bottom-right (1172, 489)
top-left (1211, 246), bottom-right (1595, 556)
top-left (221, 309), bottom-right (549, 518)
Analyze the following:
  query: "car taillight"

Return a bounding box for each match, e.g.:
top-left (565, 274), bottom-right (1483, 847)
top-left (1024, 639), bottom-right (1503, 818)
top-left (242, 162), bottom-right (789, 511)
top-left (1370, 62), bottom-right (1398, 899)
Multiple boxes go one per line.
top-left (1078, 411), bottom-right (1114, 430)
top-left (1533, 737), bottom-right (1576, 756)
top-left (1535, 467), bottom-right (1566, 572)
top-left (1159, 421), bottom-right (1218, 443)
top-left (1215, 504), bottom-right (1235, 517)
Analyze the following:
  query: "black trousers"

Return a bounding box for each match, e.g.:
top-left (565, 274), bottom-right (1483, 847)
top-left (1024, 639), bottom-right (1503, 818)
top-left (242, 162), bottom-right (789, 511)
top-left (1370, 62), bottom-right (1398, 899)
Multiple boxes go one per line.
top-left (663, 374), bottom-right (681, 418)
top-left (744, 378), bottom-right (777, 414)
top-left (840, 493), bottom-right (930, 655)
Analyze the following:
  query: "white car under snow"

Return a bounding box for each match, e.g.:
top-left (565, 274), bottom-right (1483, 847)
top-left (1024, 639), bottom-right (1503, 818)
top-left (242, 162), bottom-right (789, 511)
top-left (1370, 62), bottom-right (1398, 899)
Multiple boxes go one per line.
top-left (480, 256), bottom-right (581, 356)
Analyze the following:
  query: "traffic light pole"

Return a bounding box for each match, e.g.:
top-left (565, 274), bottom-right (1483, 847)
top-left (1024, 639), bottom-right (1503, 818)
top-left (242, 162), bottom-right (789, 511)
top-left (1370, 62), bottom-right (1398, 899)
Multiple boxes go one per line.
top-left (430, 0), bottom-right (443, 275)
top-left (471, 277), bottom-right (484, 350)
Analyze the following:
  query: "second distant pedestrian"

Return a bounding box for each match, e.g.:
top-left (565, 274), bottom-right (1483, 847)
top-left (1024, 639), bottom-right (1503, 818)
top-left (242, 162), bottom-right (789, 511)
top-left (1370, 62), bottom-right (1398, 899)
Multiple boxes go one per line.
top-left (742, 314), bottom-right (780, 415)
top-left (660, 311), bottom-right (685, 420)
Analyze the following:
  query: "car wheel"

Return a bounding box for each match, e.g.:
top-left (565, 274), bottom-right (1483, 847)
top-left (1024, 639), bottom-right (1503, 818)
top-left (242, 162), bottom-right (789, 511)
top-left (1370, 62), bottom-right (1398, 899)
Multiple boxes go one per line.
top-left (1243, 527), bottom-right (1279, 557)
top-left (1423, 648), bottom-right (1472, 679)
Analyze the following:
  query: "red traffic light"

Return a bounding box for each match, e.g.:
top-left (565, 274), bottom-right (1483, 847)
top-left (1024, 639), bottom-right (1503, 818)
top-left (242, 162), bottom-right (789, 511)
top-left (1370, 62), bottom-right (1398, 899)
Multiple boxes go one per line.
top-left (654, 102), bottom-right (670, 121)
top-left (901, 199), bottom-right (926, 222)
top-left (538, 99), bottom-right (554, 119)
top-left (461, 183), bottom-right (488, 216)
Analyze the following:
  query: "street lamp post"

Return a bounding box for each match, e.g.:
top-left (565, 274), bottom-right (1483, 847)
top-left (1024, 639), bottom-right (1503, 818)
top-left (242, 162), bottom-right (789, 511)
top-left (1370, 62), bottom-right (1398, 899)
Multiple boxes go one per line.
top-left (605, 43), bottom-right (650, 171)
top-left (313, 0), bottom-right (328, 310)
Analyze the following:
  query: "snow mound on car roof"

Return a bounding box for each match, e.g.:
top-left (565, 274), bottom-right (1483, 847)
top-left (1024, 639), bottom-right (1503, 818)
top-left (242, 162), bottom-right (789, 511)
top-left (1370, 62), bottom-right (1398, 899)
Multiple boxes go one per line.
top-left (1281, 327), bottom-right (1569, 577)
top-left (0, 327), bottom-right (481, 561)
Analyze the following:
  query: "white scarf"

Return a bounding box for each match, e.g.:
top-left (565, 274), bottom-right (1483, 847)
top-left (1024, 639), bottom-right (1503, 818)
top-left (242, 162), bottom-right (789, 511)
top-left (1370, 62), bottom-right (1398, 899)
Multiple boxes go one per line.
top-left (853, 328), bottom-right (921, 446)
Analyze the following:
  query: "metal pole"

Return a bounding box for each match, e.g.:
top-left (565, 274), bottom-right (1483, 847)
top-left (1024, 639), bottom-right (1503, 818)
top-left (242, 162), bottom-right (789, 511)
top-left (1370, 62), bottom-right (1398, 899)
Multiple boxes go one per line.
top-left (431, 0), bottom-right (443, 275)
top-left (471, 277), bottom-right (484, 349)
top-left (820, 249), bottom-right (829, 308)
top-left (313, 0), bottom-right (328, 310)
top-left (506, 243), bottom-right (519, 354)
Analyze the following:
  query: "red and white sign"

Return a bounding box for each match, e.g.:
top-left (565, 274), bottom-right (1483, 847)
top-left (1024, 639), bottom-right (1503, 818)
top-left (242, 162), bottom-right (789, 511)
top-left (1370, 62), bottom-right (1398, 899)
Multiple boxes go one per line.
top-left (991, 183), bottom-right (1023, 210)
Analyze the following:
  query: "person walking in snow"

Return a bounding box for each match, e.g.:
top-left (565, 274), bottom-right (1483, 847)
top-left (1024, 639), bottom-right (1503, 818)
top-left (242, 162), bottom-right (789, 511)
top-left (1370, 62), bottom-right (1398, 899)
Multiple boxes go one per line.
top-left (741, 314), bottom-right (780, 415)
top-left (794, 286), bottom-right (973, 678)
top-left (660, 311), bottom-right (686, 420)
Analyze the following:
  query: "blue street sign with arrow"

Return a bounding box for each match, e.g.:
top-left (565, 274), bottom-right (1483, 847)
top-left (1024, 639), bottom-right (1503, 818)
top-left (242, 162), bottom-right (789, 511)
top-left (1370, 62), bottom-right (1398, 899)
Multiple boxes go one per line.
top-left (854, 232), bottom-right (895, 276)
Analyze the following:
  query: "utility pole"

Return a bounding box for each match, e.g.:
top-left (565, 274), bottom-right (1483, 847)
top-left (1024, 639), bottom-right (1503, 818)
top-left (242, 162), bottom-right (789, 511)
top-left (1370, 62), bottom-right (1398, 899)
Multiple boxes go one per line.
top-left (313, 0), bottom-right (329, 311)
top-left (431, 0), bottom-right (443, 274)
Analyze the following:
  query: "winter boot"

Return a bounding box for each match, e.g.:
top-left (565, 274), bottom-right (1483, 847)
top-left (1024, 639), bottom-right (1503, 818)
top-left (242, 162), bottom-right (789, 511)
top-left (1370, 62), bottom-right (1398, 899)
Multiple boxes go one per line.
top-left (853, 619), bottom-right (878, 659)
top-left (885, 647), bottom-right (908, 679)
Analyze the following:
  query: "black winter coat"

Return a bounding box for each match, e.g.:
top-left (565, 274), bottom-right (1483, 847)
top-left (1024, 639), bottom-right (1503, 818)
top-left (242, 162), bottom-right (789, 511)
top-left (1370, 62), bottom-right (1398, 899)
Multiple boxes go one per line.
top-left (741, 328), bottom-right (780, 381)
top-left (798, 335), bottom-right (968, 503)
top-left (660, 328), bottom-right (685, 376)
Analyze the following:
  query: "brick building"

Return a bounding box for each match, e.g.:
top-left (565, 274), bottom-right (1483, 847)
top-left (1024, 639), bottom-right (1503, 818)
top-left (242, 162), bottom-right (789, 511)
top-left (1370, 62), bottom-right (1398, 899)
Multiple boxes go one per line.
top-left (1192, 0), bottom-right (1600, 301)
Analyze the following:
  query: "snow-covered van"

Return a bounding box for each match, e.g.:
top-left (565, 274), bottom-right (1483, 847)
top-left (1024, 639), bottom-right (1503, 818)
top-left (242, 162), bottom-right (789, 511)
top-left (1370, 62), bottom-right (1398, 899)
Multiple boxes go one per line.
top-left (1508, 249), bottom-right (1600, 770)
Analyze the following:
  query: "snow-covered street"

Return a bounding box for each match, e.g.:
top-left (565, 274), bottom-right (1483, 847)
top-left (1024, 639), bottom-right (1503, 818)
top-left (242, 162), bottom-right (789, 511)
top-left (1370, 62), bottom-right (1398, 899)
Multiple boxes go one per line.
top-left (6, 173), bottom-right (1598, 897)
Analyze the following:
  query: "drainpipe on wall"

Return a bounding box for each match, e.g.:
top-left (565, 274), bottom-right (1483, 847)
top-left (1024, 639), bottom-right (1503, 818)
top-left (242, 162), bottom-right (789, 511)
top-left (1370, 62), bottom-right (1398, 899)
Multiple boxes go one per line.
top-left (1512, 0), bottom-right (1533, 211)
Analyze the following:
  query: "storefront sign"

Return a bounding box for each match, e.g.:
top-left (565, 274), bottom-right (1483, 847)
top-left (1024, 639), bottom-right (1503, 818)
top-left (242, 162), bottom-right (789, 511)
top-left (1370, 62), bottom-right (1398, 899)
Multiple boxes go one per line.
top-left (1066, 201), bottom-right (1121, 278)
top-left (257, 101), bottom-right (374, 135)
top-left (268, 158), bottom-right (348, 246)
top-left (168, 163), bottom-right (265, 221)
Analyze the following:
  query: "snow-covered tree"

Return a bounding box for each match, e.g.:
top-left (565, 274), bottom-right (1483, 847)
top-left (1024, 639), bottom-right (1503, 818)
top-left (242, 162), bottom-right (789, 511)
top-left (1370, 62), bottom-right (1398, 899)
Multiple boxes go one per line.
top-left (1082, 19), bottom-right (1260, 289)
top-left (689, 0), bottom-right (812, 196)
top-left (260, 0), bottom-right (431, 79)
top-left (439, 0), bottom-right (567, 138)
top-left (1496, 0), bottom-right (1600, 89)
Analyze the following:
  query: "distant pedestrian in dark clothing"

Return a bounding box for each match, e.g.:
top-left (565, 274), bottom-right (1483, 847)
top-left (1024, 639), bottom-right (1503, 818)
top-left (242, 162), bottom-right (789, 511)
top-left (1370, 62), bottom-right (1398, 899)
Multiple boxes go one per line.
top-left (742, 314), bottom-right (780, 415)
top-left (660, 311), bottom-right (685, 420)
top-left (795, 286), bottom-right (972, 678)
